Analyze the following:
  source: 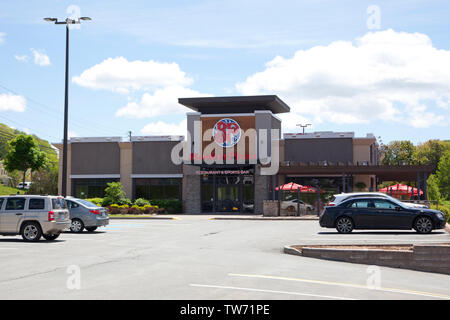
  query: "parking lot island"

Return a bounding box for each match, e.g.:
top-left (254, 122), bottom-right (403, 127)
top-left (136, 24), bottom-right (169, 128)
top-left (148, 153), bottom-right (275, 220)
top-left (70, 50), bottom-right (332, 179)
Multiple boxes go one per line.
top-left (284, 243), bottom-right (450, 275)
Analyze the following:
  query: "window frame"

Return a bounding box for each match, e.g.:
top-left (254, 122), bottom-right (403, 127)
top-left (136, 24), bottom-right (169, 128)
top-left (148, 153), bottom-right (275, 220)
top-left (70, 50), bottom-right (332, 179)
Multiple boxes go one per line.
top-left (28, 198), bottom-right (46, 210)
top-left (5, 197), bottom-right (26, 211)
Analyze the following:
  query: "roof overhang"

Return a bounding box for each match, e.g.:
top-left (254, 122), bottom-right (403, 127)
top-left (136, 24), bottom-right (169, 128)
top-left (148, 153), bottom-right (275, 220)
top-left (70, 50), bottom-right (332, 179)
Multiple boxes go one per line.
top-left (178, 95), bottom-right (290, 114)
top-left (277, 163), bottom-right (433, 181)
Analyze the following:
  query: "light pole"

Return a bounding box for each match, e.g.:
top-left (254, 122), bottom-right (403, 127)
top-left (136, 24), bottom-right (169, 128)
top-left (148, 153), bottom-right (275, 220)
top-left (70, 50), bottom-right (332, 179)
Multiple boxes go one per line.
top-left (44, 17), bottom-right (91, 197)
top-left (296, 123), bottom-right (311, 134)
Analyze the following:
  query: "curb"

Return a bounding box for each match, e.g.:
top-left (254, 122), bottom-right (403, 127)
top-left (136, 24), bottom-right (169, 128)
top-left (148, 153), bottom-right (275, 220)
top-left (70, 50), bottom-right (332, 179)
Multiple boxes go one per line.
top-left (283, 245), bottom-right (303, 256)
top-left (210, 217), bottom-right (319, 221)
top-left (109, 216), bottom-right (177, 220)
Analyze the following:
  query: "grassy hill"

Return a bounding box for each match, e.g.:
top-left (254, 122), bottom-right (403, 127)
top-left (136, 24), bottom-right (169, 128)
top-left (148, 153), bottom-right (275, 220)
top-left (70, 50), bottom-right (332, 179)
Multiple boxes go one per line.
top-left (0, 123), bottom-right (58, 189)
top-left (0, 123), bottom-right (58, 166)
top-left (0, 184), bottom-right (25, 196)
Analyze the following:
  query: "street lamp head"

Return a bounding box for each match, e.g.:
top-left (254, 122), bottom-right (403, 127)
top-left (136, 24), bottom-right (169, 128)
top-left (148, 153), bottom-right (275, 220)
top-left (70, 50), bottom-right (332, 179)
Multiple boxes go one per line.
top-left (79, 17), bottom-right (92, 21)
top-left (43, 17), bottom-right (57, 22)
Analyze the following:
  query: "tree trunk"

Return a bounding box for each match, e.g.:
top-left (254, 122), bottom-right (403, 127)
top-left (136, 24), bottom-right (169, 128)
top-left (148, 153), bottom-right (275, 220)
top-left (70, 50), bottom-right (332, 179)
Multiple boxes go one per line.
top-left (22, 170), bottom-right (26, 190)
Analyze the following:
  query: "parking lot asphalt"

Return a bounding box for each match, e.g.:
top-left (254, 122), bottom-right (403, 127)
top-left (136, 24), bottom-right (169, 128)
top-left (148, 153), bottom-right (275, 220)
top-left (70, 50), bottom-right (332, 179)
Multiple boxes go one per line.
top-left (0, 218), bottom-right (449, 300)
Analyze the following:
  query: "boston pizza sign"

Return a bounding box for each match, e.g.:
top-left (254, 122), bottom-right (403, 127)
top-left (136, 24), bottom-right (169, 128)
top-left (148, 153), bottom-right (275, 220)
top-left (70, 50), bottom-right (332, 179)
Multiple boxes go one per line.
top-left (212, 118), bottom-right (241, 148)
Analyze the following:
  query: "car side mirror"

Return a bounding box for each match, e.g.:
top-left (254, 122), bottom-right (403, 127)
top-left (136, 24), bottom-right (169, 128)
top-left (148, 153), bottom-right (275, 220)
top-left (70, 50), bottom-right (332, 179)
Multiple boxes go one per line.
top-left (395, 206), bottom-right (402, 211)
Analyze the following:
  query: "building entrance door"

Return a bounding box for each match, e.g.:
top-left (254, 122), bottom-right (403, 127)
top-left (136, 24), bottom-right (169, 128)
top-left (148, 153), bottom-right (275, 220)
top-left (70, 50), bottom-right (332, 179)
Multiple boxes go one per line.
top-left (216, 176), bottom-right (241, 213)
top-left (200, 166), bottom-right (255, 214)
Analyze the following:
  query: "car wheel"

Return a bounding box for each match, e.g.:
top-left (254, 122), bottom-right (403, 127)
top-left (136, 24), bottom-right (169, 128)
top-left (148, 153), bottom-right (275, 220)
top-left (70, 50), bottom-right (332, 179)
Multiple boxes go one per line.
top-left (85, 227), bottom-right (98, 232)
top-left (43, 233), bottom-right (60, 241)
top-left (414, 216), bottom-right (433, 234)
top-left (21, 222), bottom-right (42, 242)
top-left (336, 216), bottom-right (354, 234)
top-left (70, 219), bottom-right (84, 233)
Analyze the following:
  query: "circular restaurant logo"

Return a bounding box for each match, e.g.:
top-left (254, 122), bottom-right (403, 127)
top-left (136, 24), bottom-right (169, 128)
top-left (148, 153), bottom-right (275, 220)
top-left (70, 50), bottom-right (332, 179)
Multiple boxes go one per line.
top-left (212, 118), bottom-right (241, 148)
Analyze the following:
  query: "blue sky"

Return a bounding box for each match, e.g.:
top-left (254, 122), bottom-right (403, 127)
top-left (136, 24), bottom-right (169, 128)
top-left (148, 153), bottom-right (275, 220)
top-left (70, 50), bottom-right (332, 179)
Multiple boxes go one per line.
top-left (0, 0), bottom-right (449, 145)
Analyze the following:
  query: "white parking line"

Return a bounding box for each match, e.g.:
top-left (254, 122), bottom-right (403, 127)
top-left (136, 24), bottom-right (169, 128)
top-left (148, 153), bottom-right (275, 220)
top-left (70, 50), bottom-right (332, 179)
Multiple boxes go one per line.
top-left (189, 284), bottom-right (355, 300)
top-left (228, 273), bottom-right (450, 300)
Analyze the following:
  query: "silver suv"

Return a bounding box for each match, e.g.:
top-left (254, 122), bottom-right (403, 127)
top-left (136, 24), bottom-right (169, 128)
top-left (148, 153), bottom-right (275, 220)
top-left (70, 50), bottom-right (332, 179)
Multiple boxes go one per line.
top-left (0, 195), bottom-right (71, 241)
top-left (65, 197), bottom-right (109, 233)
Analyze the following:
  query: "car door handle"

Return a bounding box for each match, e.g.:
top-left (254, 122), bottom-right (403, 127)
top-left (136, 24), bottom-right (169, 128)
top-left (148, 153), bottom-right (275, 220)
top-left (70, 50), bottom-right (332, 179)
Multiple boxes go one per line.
top-left (15, 213), bottom-right (23, 216)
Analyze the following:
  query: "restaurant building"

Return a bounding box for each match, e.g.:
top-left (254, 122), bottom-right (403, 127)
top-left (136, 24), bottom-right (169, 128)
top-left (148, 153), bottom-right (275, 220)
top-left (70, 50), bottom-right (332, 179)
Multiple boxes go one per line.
top-left (53, 95), bottom-right (432, 214)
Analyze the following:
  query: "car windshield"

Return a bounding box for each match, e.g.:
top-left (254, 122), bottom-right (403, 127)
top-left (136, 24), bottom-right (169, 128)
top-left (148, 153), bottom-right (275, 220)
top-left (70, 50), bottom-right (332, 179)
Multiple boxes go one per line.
top-left (76, 199), bottom-right (100, 208)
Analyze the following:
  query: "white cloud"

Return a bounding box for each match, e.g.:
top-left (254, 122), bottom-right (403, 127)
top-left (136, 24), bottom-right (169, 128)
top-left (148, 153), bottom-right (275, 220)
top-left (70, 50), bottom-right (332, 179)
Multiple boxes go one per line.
top-left (141, 119), bottom-right (187, 136)
top-left (236, 29), bottom-right (450, 128)
top-left (72, 57), bottom-right (193, 94)
top-left (31, 48), bottom-right (51, 66)
top-left (0, 94), bottom-right (26, 112)
top-left (0, 32), bottom-right (5, 44)
top-left (116, 86), bottom-right (212, 118)
top-left (14, 55), bottom-right (28, 62)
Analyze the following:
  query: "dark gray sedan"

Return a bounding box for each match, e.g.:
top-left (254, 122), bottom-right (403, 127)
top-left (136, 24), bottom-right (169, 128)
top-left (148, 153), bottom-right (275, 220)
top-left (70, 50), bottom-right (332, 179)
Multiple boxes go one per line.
top-left (319, 196), bottom-right (446, 234)
top-left (65, 198), bottom-right (109, 233)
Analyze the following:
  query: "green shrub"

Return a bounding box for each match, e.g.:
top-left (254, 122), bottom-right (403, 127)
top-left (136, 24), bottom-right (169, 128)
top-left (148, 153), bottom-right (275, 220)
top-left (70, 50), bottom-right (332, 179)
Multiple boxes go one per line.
top-left (355, 182), bottom-right (367, 191)
top-left (104, 182), bottom-right (128, 205)
top-left (149, 199), bottom-right (182, 214)
top-left (430, 204), bottom-right (450, 223)
top-left (135, 198), bottom-right (150, 206)
top-left (105, 203), bottom-right (160, 215)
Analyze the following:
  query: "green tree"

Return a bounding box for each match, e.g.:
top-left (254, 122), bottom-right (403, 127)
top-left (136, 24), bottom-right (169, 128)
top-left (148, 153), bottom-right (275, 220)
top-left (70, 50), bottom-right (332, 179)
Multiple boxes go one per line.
top-left (415, 140), bottom-right (450, 172)
top-left (355, 181), bottom-right (367, 191)
top-left (381, 141), bottom-right (416, 165)
top-left (436, 151), bottom-right (450, 199)
top-left (426, 174), bottom-right (441, 201)
top-left (102, 182), bottom-right (128, 206)
top-left (3, 134), bottom-right (47, 189)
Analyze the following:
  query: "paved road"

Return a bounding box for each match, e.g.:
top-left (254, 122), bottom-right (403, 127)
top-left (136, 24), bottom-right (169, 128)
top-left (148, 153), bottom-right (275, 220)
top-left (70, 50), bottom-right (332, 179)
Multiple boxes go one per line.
top-left (0, 218), bottom-right (449, 300)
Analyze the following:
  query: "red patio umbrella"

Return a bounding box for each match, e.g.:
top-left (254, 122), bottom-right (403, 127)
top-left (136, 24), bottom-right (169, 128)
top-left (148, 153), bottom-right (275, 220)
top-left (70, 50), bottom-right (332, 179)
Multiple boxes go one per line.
top-left (379, 183), bottom-right (423, 196)
top-left (275, 182), bottom-right (303, 191)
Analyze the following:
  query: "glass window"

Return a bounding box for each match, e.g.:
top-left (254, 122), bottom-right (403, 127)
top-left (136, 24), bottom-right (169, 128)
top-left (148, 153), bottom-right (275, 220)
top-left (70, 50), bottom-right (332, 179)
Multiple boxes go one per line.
top-left (374, 200), bottom-right (396, 209)
top-left (134, 178), bottom-right (181, 200)
top-left (76, 200), bottom-right (98, 208)
top-left (67, 200), bottom-right (79, 209)
top-left (201, 183), bottom-right (214, 212)
top-left (52, 198), bottom-right (67, 209)
top-left (136, 185), bottom-right (150, 200)
top-left (0, 198), bottom-right (4, 210)
top-left (29, 198), bottom-right (45, 210)
top-left (72, 179), bottom-right (119, 199)
top-left (350, 200), bottom-right (371, 208)
top-left (6, 198), bottom-right (25, 210)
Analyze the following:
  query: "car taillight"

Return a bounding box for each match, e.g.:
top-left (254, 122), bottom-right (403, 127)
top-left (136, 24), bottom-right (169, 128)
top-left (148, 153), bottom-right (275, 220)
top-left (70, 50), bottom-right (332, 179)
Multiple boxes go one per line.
top-left (328, 203), bottom-right (335, 206)
top-left (48, 211), bottom-right (55, 221)
top-left (90, 209), bottom-right (101, 215)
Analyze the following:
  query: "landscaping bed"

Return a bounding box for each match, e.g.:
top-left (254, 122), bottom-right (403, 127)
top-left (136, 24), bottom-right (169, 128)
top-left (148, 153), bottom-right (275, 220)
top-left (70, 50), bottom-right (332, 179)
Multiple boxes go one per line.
top-left (285, 243), bottom-right (450, 275)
